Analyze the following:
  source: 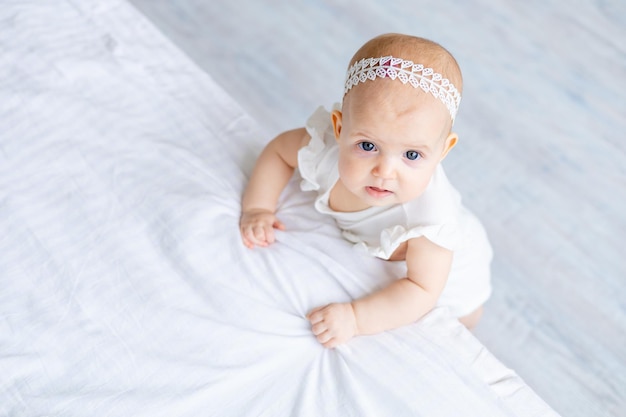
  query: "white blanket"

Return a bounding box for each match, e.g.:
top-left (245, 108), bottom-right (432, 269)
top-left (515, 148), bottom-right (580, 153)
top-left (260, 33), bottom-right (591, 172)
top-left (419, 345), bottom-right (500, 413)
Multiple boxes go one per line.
top-left (0, 1), bottom-right (559, 415)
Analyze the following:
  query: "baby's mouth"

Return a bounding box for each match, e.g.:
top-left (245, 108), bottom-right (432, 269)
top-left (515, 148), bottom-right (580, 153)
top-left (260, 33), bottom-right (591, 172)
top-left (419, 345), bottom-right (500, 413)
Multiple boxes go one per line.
top-left (366, 186), bottom-right (393, 198)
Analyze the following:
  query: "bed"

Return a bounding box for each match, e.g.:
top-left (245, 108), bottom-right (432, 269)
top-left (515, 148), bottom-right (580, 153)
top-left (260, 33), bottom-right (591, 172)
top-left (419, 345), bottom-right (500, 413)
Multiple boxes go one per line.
top-left (0, 1), bottom-right (560, 415)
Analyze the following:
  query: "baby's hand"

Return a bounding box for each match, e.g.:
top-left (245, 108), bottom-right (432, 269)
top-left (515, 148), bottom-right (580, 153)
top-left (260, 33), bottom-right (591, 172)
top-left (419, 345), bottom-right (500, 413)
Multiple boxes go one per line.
top-left (240, 208), bottom-right (286, 249)
top-left (307, 303), bottom-right (358, 349)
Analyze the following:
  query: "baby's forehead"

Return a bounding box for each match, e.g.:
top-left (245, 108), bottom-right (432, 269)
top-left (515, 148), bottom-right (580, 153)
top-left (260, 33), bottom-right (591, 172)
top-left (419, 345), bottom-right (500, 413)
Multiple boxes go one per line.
top-left (346, 80), bottom-right (451, 119)
top-left (343, 87), bottom-right (452, 142)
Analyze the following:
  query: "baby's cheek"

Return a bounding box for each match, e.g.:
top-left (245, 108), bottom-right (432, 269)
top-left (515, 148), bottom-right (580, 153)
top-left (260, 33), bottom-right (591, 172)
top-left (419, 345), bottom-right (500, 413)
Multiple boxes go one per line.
top-left (403, 175), bottom-right (432, 201)
top-left (337, 157), bottom-right (362, 186)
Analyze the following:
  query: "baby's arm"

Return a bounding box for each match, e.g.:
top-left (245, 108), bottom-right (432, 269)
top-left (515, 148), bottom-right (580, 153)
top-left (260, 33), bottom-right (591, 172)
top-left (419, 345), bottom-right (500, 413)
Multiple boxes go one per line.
top-left (308, 236), bottom-right (452, 348)
top-left (240, 128), bottom-right (309, 248)
top-left (352, 237), bottom-right (452, 333)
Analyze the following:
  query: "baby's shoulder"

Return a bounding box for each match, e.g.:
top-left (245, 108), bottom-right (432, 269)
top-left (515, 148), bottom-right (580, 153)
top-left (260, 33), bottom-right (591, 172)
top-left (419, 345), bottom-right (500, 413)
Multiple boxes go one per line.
top-left (298, 105), bottom-right (341, 193)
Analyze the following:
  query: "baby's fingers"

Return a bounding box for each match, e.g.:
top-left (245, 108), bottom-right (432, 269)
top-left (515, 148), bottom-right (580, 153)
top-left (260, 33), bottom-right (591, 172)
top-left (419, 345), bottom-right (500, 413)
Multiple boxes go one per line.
top-left (241, 225), bottom-right (267, 248)
top-left (241, 235), bottom-right (255, 249)
top-left (240, 211), bottom-right (285, 248)
top-left (310, 321), bottom-right (340, 348)
top-left (273, 219), bottom-right (286, 231)
top-left (311, 321), bottom-right (326, 336)
top-left (263, 222), bottom-right (279, 244)
top-left (252, 224), bottom-right (272, 246)
top-left (307, 306), bottom-right (326, 324)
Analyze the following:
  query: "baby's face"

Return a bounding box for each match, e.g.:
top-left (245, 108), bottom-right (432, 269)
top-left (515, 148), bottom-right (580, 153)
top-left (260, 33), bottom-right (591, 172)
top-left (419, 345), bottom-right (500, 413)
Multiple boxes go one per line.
top-left (334, 81), bottom-right (455, 208)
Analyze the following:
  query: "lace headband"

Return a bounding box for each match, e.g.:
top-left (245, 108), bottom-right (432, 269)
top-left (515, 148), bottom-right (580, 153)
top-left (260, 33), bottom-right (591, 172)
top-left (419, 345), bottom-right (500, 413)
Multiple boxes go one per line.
top-left (344, 56), bottom-right (461, 122)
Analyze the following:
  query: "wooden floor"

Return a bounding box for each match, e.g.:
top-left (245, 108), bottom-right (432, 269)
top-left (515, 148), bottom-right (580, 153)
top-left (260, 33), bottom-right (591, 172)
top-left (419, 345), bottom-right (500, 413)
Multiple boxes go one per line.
top-left (127, 1), bottom-right (626, 416)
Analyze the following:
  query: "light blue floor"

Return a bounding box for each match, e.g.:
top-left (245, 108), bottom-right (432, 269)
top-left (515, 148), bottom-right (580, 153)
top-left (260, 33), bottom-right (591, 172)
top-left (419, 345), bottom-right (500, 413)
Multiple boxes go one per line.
top-left (128, 1), bottom-right (626, 416)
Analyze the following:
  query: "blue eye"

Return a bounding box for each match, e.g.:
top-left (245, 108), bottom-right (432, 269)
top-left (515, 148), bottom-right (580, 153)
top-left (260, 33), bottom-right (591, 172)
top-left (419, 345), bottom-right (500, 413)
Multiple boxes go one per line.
top-left (405, 150), bottom-right (421, 161)
top-left (358, 142), bottom-right (376, 152)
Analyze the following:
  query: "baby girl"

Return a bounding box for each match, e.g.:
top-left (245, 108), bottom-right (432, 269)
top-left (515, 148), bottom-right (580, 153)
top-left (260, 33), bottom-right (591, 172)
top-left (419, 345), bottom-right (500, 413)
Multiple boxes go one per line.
top-left (240, 33), bottom-right (493, 348)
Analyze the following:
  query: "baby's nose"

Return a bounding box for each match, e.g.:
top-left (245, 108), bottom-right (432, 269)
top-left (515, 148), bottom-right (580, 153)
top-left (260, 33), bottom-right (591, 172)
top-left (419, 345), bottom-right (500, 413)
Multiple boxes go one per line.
top-left (372, 156), bottom-right (397, 179)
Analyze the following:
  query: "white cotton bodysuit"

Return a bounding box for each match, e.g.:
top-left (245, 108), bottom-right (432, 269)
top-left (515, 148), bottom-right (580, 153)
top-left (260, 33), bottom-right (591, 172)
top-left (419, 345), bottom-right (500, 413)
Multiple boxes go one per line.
top-left (297, 106), bottom-right (493, 317)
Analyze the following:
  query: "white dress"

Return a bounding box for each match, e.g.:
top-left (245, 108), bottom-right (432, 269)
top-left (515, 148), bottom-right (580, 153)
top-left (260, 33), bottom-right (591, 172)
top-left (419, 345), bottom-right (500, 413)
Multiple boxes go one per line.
top-left (297, 106), bottom-right (493, 317)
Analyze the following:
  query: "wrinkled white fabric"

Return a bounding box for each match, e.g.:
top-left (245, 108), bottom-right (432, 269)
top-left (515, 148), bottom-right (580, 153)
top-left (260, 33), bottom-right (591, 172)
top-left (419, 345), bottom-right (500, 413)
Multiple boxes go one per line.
top-left (0, 1), bottom-right (559, 416)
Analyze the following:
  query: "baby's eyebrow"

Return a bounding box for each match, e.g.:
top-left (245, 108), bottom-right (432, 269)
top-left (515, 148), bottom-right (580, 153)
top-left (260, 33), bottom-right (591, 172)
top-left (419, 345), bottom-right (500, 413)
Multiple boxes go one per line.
top-left (394, 139), bottom-right (433, 152)
top-left (349, 131), bottom-right (382, 144)
top-left (350, 131), bottom-right (433, 152)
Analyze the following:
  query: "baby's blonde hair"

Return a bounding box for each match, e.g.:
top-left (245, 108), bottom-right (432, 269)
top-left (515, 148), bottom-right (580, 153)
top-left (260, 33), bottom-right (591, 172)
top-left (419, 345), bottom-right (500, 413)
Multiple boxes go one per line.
top-left (346, 33), bottom-right (463, 96)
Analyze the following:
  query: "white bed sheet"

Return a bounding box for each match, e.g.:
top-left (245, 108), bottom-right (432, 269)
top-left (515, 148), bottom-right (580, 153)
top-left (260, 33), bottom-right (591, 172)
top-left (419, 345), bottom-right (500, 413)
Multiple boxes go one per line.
top-left (0, 1), bottom-right (559, 416)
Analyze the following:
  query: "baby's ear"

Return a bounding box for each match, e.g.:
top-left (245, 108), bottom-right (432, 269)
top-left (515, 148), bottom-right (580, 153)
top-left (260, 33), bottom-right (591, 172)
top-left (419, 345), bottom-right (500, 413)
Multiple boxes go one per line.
top-left (440, 132), bottom-right (458, 161)
top-left (331, 110), bottom-right (343, 141)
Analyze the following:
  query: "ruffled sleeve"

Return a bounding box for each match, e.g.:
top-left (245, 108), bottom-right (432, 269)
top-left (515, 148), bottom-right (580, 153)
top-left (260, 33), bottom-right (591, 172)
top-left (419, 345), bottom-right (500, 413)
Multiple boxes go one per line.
top-left (358, 222), bottom-right (461, 260)
top-left (297, 105), bottom-right (340, 194)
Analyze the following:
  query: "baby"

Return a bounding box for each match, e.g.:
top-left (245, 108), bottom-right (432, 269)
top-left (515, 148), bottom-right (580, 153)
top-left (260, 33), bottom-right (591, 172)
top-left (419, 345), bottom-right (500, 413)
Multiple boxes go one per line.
top-left (240, 33), bottom-right (493, 348)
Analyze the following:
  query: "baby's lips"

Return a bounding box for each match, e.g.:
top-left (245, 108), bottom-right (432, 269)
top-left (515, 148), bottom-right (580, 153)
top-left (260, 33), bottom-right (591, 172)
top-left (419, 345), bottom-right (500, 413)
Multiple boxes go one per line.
top-left (369, 186), bottom-right (389, 192)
